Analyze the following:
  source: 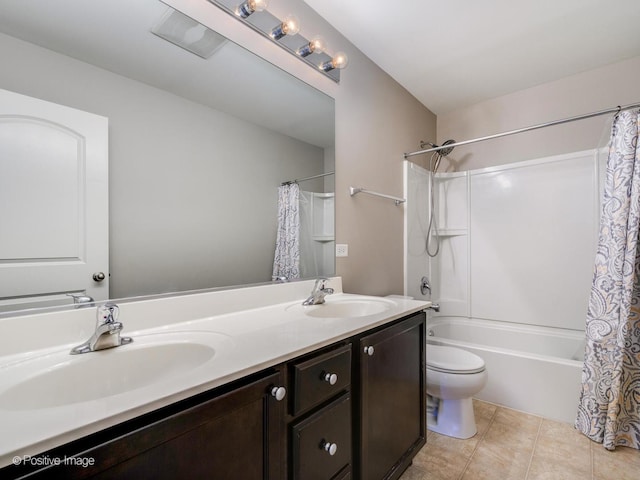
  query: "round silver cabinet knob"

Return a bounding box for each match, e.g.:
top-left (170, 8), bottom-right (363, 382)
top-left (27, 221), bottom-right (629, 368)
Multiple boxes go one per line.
top-left (363, 346), bottom-right (375, 356)
top-left (323, 372), bottom-right (338, 385)
top-left (322, 441), bottom-right (338, 456)
top-left (93, 272), bottom-right (106, 282)
top-left (270, 386), bottom-right (286, 401)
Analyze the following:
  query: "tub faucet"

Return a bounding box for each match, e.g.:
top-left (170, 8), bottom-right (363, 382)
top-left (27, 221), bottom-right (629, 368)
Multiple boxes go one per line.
top-left (302, 278), bottom-right (334, 305)
top-left (70, 303), bottom-right (133, 355)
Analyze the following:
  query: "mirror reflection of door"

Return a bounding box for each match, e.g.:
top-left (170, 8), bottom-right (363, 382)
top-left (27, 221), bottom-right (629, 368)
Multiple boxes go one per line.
top-left (0, 88), bottom-right (108, 311)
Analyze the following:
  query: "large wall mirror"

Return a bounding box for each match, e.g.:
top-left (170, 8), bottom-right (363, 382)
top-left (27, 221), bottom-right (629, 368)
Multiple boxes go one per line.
top-left (0, 0), bottom-right (335, 314)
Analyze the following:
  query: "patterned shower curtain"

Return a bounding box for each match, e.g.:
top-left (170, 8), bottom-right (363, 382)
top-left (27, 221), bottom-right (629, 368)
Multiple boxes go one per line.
top-left (576, 109), bottom-right (640, 450)
top-left (272, 183), bottom-right (301, 280)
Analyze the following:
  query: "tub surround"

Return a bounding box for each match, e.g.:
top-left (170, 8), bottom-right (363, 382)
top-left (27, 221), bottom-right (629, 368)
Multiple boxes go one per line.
top-left (0, 278), bottom-right (429, 468)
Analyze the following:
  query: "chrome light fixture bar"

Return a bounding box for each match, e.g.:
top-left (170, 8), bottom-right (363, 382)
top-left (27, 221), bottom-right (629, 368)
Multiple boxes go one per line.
top-left (207, 0), bottom-right (345, 82)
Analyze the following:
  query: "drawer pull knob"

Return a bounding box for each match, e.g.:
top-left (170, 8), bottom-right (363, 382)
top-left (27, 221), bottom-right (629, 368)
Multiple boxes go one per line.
top-left (270, 386), bottom-right (286, 401)
top-left (323, 372), bottom-right (338, 385)
top-left (321, 440), bottom-right (338, 456)
top-left (363, 345), bottom-right (375, 356)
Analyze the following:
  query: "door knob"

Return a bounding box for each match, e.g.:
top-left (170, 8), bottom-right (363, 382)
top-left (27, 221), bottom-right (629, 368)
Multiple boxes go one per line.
top-left (93, 272), bottom-right (106, 282)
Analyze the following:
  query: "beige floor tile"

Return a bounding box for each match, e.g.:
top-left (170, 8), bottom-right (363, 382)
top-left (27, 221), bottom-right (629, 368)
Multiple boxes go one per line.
top-left (481, 407), bottom-right (541, 448)
top-left (528, 451), bottom-right (591, 479)
top-left (402, 403), bottom-right (628, 480)
top-left (461, 439), bottom-right (534, 480)
top-left (398, 463), bottom-right (430, 480)
top-left (473, 399), bottom-right (498, 422)
top-left (460, 406), bottom-right (541, 480)
top-left (412, 434), bottom-right (473, 480)
top-left (592, 443), bottom-right (640, 480)
top-left (527, 418), bottom-right (592, 480)
top-left (473, 400), bottom-right (497, 437)
top-left (526, 466), bottom-right (591, 480)
top-left (427, 430), bottom-right (479, 457)
top-left (537, 419), bottom-right (591, 448)
top-left (491, 407), bottom-right (542, 432)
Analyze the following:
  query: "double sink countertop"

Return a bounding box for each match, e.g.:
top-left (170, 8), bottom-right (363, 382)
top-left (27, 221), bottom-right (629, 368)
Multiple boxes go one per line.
top-left (0, 278), bottom-right (429, 468)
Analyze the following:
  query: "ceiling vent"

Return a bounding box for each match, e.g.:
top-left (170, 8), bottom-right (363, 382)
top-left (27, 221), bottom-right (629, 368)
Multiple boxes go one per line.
top-left (151, 8), bottom-right (227, 59)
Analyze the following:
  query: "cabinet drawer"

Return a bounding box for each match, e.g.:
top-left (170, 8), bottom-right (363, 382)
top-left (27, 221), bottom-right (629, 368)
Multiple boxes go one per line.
top-left (291, 344), bottom-right (351, 415)
top-left (292, 394), bottom-right (351, 480)
top-left (332, 466), bottom-right (351, 480)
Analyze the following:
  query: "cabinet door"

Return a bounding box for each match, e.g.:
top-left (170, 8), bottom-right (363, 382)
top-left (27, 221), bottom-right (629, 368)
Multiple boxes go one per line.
top-left (91, 372), bottom-right (285, 480)
top-left (357, 313), bottom-right (426, 480)
top-left (13, 371), bottom-right (286, 480)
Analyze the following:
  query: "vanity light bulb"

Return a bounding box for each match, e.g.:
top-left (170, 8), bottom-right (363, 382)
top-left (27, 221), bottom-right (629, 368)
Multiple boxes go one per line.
top-left (297, 35), bottom-right (327, 57)
top-left (235, 0), bottom-right (268, 19)
top-left (271, 14), bottom-right (300, 40)
top-left (320, 51), bottom-right (349, 72)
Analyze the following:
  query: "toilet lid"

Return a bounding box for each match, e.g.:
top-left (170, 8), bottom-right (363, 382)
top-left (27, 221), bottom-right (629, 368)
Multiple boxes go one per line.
top-left (427, 344), bottom-right (485, 374)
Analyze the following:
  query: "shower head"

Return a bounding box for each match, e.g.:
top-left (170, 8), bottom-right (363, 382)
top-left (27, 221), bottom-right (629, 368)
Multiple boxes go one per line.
top-left (419, 139), bottom-right (456, 157)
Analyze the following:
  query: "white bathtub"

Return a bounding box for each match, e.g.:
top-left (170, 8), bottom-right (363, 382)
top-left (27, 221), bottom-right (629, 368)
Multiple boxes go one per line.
top-left (427, 316), bottom-right (585, 424)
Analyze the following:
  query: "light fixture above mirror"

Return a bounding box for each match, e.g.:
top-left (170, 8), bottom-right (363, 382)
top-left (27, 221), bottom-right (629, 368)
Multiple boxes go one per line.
top-left (207, 0), bottom-right (347, 82)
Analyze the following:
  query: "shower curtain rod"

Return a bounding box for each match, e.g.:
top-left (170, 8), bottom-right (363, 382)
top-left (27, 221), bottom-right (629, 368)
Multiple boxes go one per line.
top-left (404, 101), bottom-right (640, 158)
top-left (281, 171), bottom-right (335, 186)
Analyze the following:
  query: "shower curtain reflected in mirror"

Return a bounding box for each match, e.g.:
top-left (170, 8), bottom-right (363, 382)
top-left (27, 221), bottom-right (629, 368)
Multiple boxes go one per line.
top-left (272, 183), bottom-right (300, 280)
top-left (576, 108), bottom-right (640, 451)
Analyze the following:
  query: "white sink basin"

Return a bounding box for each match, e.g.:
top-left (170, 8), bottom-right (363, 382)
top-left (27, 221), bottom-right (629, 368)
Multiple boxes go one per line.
top-left (288, 297), bottom-right (396, 319)
top-left (0, 331), bottom-right (233, 410)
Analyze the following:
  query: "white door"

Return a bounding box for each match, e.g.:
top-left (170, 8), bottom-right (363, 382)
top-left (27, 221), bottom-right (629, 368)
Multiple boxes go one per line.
top-left (0, 89), bottom-right (109, 309)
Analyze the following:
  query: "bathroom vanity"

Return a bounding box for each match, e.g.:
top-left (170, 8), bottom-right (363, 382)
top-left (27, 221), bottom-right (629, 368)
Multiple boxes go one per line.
top-left (0, 279), bottom-right (427, 480)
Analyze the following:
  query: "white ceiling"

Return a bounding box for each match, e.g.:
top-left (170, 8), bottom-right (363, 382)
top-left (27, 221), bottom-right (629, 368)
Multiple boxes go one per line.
top-left (303, 0), bottom-right (640, 115)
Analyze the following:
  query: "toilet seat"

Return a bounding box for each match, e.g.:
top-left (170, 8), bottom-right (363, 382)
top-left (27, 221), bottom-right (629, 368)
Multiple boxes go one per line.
top-left (427, 344), bottom-right (485, 374)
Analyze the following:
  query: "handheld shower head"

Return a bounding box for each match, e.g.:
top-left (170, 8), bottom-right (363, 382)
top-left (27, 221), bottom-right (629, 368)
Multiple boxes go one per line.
top-left (419, 139), bottom-right (456, 157)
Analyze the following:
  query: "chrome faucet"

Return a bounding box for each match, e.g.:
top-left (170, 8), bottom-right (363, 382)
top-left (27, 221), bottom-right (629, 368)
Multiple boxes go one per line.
top-left (302, 278), bottom-right (334, 306)
top-left (70, 303), bottom-right (133, 355)
top-left (66, 293), bottom-right (95, 308)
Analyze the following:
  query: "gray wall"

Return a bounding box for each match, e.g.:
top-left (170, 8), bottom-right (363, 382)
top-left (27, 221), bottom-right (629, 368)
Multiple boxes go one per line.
top-left (0, 32), bottom-right (325, 298)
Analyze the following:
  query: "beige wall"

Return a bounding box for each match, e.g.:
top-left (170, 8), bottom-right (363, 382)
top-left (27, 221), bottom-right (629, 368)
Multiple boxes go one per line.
top-left (166, 0), bottom-right (437, 295)
top-left (436, 55), bottom-right (640, 171)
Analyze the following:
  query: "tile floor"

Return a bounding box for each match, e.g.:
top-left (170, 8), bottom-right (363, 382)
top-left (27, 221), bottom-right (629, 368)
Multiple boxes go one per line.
top-left (400, 400), bottom-right (640, 480)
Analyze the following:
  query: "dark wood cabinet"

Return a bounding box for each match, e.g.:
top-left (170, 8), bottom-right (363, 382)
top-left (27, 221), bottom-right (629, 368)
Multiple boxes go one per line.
top-left (288, 344), bottom-right (352, 480)
top-left (3, 311), bottom-right (425, 480)
top-left (354, 312), bottom-right (426, 480)
top-left (6, 370), bottom-right (286, 480)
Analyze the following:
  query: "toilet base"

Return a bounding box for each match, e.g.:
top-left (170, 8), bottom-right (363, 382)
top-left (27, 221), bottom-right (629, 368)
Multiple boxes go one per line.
top-left (427, 397), bottom-right (477, 439)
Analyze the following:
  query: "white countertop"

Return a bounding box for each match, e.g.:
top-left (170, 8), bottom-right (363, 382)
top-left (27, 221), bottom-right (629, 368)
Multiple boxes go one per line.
top-left (0, 278), bottom-right (429, 468)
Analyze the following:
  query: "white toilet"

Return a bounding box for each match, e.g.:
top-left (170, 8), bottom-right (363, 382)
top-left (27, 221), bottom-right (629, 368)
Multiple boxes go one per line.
top-left (426, 344), bottom-right (488, 439)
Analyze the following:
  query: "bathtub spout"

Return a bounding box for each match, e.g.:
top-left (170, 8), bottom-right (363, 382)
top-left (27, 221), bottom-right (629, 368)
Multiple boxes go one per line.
top-left (427, 303), bottom-right (440, 312)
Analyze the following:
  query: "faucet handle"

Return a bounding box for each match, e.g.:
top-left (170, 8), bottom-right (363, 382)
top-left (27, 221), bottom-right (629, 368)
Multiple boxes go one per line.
top-left (97, 303), bottom-right (119, 325)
